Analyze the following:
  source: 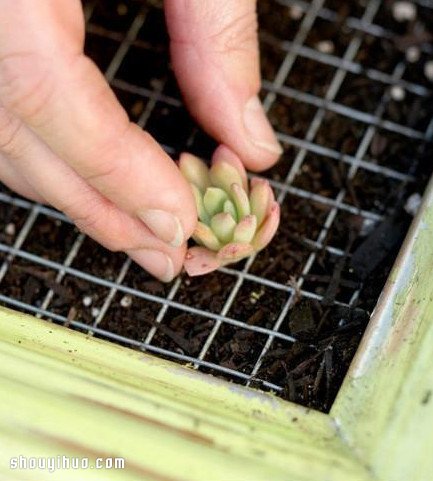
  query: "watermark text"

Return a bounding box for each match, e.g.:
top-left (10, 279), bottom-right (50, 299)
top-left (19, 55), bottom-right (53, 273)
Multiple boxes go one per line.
top-left (10, 455), bottom-right (125, 472)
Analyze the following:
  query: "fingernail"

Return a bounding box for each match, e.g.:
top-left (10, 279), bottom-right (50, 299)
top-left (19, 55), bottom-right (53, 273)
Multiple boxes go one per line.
top-left (127, 249), bottom-right (175, 283)
top-left (138, 209), bottom-right (184, 247)
top-left (243, 96), bottom-right (283, 155)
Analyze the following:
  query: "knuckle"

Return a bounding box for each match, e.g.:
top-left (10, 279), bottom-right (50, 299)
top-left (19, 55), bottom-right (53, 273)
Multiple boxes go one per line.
top-left (71, 209), bottom-right (102, 237)
top-left (65, 199), bottom-right (128, 252)
top-left (209, 9), bottom-right (258, 54)
top-left (99, 236), bottom-right (126, 253)
top-left (83, 158), bottom-right (123, 187)
top-left (0, 105), bottom-right (23, 154)
top-left (173, 6), bottom-right (258, 57)
top-left (0, 52), bottom-right (55, 121)
top-left (80, 122), bottom-right (132, 190)
top-left (61, 195), bottom-right (103, 237)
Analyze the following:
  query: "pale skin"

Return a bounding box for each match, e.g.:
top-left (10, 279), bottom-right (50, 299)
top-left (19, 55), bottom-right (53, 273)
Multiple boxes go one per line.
top-left (0, 0), bottom-right (282, 282)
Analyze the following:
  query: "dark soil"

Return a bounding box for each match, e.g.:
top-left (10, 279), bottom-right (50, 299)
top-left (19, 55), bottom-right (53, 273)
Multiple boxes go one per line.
top-left (1, 0), bottom-right (433, 412)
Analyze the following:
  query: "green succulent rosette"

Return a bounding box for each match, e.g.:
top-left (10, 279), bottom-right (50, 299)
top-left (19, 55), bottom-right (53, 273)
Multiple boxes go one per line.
top-left (179, 148), bottom-right (280, 276)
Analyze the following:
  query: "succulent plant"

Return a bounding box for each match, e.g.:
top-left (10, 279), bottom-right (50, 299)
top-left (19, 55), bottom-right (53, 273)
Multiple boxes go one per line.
top-left (179, 147), bottom-right (280, 276)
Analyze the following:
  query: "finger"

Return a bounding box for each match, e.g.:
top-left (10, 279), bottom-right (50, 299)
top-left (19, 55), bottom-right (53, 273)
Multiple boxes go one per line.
top-left (0, 112), bottom-right (185, 281)
top-left (0, 152), bottom-right (45, 202)
top-left (165, 0), bottom-right (282, 172)
top-left (0, 0), bottom-right (196, 248)
top-left (0, 103), bottom-right (44, 201)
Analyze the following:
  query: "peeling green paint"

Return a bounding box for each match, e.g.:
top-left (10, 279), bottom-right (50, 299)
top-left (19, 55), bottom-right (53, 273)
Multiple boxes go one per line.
top-left (0, 307), bottom-right (374, 481)
top-left (332, 177), bottom-right (433, 481)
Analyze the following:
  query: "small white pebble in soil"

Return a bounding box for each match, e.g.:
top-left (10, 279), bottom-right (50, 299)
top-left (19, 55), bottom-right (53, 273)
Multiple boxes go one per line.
top-left (390, 85), bottom-right (406, 101)
top-left (289, 5), bottom-right (303, 20)
top-left (424, 60), bottom-right (433, 82)
top-left (82, 295), bottom-right (93, 307)
top-left (91, 307), bottom-right (100, 318)
top-left (406, 45), bottom-right (420, 63)
top-left (316, 40), bottom-right (334, 54)
top-left (4, 223), bottom-right (16, 236)
top-left (405, 193), bottom-right (422, 216)
top-left (392, 1), bottom-right (417, 22)
top-left (360, 217), bottom-right (377, 237)
top-left (120, 295), bottom-right (132, 308)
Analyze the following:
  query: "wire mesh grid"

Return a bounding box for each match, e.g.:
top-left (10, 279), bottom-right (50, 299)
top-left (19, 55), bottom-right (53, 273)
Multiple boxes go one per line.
top-left (0, 0), bottom-right (432, 411)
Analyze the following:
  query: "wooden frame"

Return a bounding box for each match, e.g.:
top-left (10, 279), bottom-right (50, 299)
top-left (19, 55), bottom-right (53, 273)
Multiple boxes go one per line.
top-left (1, 179), bottom-right (432, 481)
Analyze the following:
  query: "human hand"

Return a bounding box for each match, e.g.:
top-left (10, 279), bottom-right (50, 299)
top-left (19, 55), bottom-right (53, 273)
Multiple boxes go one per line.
top-left (0, 0), bottom-right (282, 281)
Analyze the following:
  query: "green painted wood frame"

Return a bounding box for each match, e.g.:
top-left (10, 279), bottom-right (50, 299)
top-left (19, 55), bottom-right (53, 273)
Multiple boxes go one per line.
top-left (0, 179), bottom-right (432, 481)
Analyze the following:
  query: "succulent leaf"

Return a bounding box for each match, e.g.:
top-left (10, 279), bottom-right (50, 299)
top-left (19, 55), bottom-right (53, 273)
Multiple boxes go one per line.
top-left (210, 161), bottom-right (244, 193)
top-left (179, 151), bottom-right (281, 276)
top-left (179, 153), bottom-right (210, 191)
top-left (231, 183), bottom-right (250, 219)
top-left (252, 177), bottom-right (276, 213)
top-left (203, 187), bottom-right (229, 217)
top-left (217, 242), bottom-right (255, 263)
top-left (249, 179), bottom-right (271, 227)
top-left (191, 184), bottom-right (210, 224)
top-left (252, 202), bottom-right (280, 251)
top-left (210, 213), bottom-right (237, 243)
top-left (223, 200), bottom-right (238, 221)
top-left (233, 215), bottom-right (257, 244)
top-left (193, 222), bottom-right (221, 251)
top-left (212, 146), bottom-right (248, 192)
top-left (184, 247), bottom-right (221, 276)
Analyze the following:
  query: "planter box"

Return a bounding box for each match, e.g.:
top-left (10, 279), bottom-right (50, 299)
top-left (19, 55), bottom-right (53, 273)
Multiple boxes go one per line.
top-left (1, 0), bottom-right (433, 479)
top-left (0, 176), bottom-right (432, 480)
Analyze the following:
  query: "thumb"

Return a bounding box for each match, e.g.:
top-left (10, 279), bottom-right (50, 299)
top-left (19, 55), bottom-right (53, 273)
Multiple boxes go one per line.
top-left (165, 0), bottom-right (282, 172)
